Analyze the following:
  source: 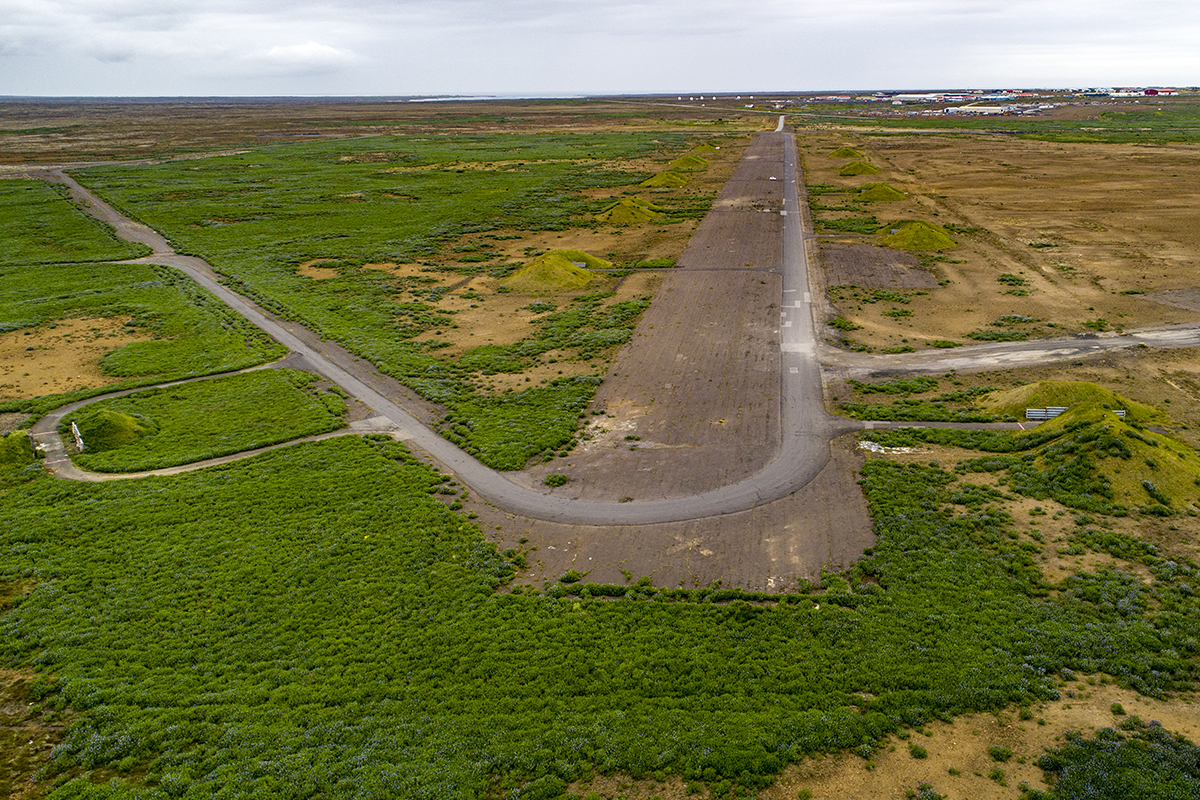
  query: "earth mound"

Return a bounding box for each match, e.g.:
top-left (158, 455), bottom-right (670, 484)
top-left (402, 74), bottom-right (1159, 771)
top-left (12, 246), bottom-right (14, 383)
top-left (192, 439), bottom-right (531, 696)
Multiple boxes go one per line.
top-left (839, 161), bottom-right (881, 176)
top-left (71, 408), bottom-right (157, 452)
top-left (857, 182), bottom-right (906, 201)
top-left (879, 220), bottom-right (955, 251)
top-left (980, 380), bottom-right (1160, 423)
top-left (830, 147), bottom-right (863, 158)
top-left (690, 143), bottom-right (719, 153)
top-left (640, 170), bottom-right (689, 188)
top-left (596, 198), bottom-right (662, 224)
top-left (668, 154), bottom-right (709, 170)
top-left (503, 250), bottom-right (609, 293)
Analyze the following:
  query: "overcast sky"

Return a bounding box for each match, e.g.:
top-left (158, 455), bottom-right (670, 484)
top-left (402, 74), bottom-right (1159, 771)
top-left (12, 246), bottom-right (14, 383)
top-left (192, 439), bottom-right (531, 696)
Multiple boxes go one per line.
top-left (2, 0), bottom-right (1197, 97)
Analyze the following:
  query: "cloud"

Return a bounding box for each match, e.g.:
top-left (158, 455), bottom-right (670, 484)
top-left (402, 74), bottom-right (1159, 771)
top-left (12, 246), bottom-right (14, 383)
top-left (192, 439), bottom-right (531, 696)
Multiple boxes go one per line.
top-left (2, 0), bottom-right (1199, 95)
top-left (248, 41), bottom-right (355, 74)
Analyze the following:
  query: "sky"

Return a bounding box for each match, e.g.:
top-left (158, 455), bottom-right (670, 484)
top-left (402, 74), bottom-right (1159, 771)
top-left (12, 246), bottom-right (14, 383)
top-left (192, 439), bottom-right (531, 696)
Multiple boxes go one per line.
top-left (1, 0), bottom-right (1197, 97)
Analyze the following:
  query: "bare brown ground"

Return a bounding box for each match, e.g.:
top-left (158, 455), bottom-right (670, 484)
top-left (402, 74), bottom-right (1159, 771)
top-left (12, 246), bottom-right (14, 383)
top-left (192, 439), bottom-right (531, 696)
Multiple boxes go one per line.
top-left (296, 259), bottom-right (341, 279)
top-left (799, 132), bottom-right (1200, 351)
top-left (820, 242), bottom-right (937, 289)
top-left (0, 317), bottom-right (152, 400)
top-left (469, 435), bottom-right (873, 591)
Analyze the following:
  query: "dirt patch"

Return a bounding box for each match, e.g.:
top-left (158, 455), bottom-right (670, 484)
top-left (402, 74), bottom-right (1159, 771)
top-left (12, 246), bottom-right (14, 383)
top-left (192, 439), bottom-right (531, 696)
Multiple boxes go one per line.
top-left (410, 273), bottom-right (623, 357)
top-left (820, 242), bottom-right (937, 288)
top-left (0, 413), bottom-right (26, 435)
top-left (0, 317), bottom-right (154, 400)
top-left (361, 261), bottom-right (419, 276)
top-left (761, 682), bottom-right (1199, 800)
top-left (296, 259), bottom-right (340, 279)
top-left (610, 270), bottom-right (662, 302)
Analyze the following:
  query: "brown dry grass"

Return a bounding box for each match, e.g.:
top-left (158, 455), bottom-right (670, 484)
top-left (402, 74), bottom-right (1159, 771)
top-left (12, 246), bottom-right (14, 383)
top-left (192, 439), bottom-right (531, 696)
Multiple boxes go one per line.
top-left (801, 132), bottom-right (1200, 351)
top-left (0, 317), bottom-right (153, 400)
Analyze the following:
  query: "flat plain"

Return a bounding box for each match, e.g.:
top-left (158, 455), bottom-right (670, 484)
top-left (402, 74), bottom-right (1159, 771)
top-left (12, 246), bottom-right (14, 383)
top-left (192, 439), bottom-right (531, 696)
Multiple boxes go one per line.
top-left (1, 96), bottom-right (1199, 800)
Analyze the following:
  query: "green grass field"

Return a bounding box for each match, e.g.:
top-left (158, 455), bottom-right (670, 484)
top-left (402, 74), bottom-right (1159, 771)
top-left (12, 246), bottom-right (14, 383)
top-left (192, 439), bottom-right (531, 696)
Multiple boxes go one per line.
top-left (0, 260), bottom-right (285, 419)
top-left (0, 179), bottom-right (150, 265)
top-left (64, 369), bottom-right (347, 472)
top-left (69, 133), bottom-right (706, 469)
top-left (1, 409), bottom-right (1197, 798)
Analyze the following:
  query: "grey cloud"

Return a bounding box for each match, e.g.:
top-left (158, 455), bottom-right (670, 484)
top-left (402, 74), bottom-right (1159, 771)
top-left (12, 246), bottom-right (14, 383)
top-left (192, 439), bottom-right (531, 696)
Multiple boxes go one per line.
top-left (1, 0), bottom-right (1198, 95)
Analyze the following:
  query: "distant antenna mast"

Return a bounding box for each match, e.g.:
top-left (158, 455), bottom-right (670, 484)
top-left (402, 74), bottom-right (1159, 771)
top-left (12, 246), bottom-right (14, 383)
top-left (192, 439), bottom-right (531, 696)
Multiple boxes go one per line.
top-left (71, 421), bottom-right (85, 452)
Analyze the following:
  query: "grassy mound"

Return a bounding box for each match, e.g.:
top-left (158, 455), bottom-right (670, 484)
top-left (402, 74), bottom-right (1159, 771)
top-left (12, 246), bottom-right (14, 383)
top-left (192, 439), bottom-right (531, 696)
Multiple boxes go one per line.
top-left (596, 198), bottom-right (662, 224)
top-left (981, 380), bottom-right (1162, 423)
top-left (830, 147), bottom-right (863, 158)
top-left (1037, 403), bottom-right (1200, 510)
top-left (71, 408), bottom-right (157, 452)
top-left (857, 182), bottom-right (906, 202)
top-left (640, 170), bottom-right (689, 188)
top-left (0, 431), bottom-right (38, 490)
top-left (839, 161), bottom-right (881, 176)
top-left (668, 154), bottom-right (709, 171)
top-left (503, 250), bottom-right (607, 293)
top-left (690, 143), bottom-right (719, 154)
top-left (869, 400), bottom-right (1200, 514)
top-left (879, 220), bottom-right (956, 251)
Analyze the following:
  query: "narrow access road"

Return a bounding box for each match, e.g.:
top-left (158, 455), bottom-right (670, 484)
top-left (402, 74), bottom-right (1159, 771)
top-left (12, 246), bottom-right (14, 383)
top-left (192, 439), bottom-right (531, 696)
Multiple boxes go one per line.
top-left (29, 364), bottom-right (396, 482)
top-left (824, 325), bottom-right (1200, 376)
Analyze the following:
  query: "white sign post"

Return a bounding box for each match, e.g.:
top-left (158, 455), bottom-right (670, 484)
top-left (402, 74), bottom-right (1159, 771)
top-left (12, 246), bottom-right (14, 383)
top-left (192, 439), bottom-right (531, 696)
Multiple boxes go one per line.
top-left (71, 421), bottom-right (85, 452)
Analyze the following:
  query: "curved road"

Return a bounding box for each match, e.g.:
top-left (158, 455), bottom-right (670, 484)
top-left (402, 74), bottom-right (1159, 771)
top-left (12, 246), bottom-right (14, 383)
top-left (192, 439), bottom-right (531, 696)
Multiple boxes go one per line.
top-left (33, 123), bottom-right (1200, 524)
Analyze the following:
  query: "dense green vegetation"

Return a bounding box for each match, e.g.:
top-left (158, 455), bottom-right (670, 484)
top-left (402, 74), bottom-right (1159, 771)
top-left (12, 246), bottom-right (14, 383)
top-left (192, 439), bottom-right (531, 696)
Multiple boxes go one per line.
top-left (71, 133), bottom-right (703, 468)
top-left (0, 410), bottom-right (1197, 797)
top-left (1030, 717), bottom-right (1200, 799)
top-left (0, 261), bottom-right (285, 420)
top-left (0, 430), bottom-right (39, 490)
top-left (64, 369), bottom-right (347, 472)
top-left (838, 376), bottom-right (1004, 422)
top-left (0, 180), bottom-right (150, 266)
